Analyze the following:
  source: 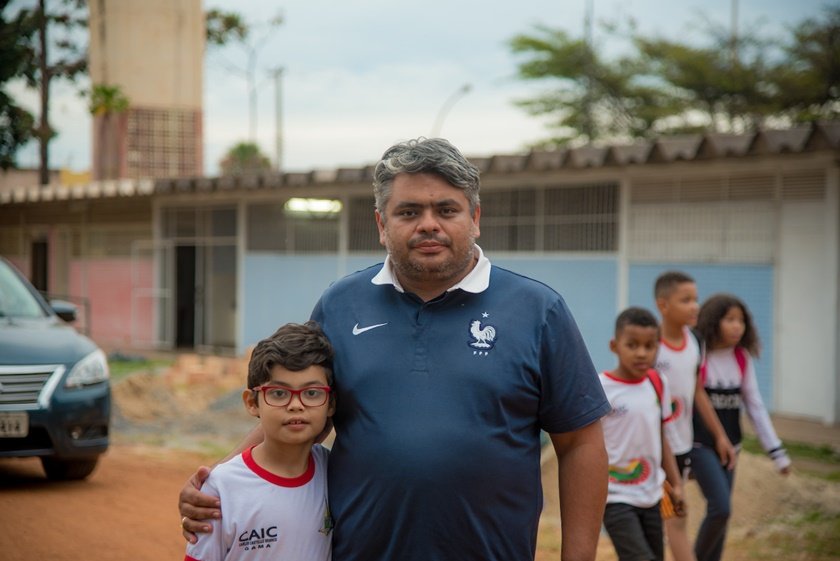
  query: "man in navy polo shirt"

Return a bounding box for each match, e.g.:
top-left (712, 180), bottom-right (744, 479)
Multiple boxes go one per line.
top-left (180, 137), bottom-right (611, 561)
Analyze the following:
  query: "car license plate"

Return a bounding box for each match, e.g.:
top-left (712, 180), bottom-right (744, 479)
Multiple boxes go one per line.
top-left (0, 412), bottom-right (29, 437)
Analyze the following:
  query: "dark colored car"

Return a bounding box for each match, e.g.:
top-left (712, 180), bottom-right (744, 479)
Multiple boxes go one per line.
top-left (0, 257), bottom-right (110, 480)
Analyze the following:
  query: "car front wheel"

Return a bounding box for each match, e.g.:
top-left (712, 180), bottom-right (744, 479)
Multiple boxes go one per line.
top-left (40, 457), bottom-right (100, 480)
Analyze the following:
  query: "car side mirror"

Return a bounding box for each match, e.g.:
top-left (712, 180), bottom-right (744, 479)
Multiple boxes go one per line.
top-left (50, 299), bottom-right (78, 323)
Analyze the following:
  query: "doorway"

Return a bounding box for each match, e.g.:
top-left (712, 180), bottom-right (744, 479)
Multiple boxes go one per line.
top-left (31, 238), bottom-right (48, 293)
top-left (175, 245), bottom-right (196, 348)
top-left (162, 206), bottom-right (238, 352)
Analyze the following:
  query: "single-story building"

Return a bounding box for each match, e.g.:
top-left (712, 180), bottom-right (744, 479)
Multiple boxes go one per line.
top-left (1, 122), bottom-right (838, 424)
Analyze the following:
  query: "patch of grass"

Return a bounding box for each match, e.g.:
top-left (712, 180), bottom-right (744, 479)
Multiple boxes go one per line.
top-left (741, 435), bottom-right (840, 463)
top-left (108, 357), bottom-right (173, 381)
top-left (791, 510), bottom-right (840, 557)
top-left (737, 510), bottom-right (840, 561)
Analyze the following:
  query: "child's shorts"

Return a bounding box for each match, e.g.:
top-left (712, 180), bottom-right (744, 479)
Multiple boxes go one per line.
top-left (675, 451), bottom-right (692, 480)
top-left (603, 502), bottom-right (664, 561)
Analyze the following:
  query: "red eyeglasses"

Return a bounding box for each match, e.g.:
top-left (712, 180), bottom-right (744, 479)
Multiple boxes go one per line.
top-left (252, 385), bottom-right (331, 407)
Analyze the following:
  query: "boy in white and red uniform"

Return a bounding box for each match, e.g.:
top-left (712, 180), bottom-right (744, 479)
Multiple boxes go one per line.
top-left (600, 307), bottom-right (684, 561)
top-left (653, 271), bottom-right (736, 561)
top-left (185, 322), bottom-right (334, 561)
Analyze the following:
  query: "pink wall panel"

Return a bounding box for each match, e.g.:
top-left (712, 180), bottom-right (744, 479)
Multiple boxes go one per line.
top-left (68, 258), bottom-right (154, 348)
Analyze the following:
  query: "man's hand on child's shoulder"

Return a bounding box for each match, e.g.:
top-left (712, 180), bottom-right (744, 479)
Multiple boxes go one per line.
top-left (179, 466), bottom-right (220, 543)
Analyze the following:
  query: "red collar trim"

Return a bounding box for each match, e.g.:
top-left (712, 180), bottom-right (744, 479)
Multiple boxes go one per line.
top-left (660, 328), bottom-right (687, 351)
top-left (602, 370), bottom-right (647, 385)
top-left (243, 446), bottom-right (315, 487)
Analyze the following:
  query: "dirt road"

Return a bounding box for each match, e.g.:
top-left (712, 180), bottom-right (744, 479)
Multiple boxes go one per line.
top-left (3, 360), bottom-right (837, 561)
top-left (0, 445), bottom-right (206, 561)
top-left (3, 441), bottom-right (838, 561)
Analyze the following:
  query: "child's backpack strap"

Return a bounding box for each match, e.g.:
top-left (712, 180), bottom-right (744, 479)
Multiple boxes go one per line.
top-left (733, 346), bottom-right (748, 378)
top-left (700, 346), bottom-right (749, 385)
top-left (647, 369), bottom-right (665, 406)
top-left (690, 327), bottom-right (708, 383)
top-left (647, 369), bottom-right (672, 422)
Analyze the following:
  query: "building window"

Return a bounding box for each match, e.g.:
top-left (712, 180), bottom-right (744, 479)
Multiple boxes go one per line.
top-left (126, 107), bottom-right (201, 179)
top-left (247, 199), bottom-right (340, 253)
top-left (348, 196), bottom-right (379, 251)
top-left (480, 183), bottom-right (617, 252)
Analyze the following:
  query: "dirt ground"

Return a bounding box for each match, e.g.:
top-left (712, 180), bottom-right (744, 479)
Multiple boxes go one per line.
top-left (2, 359), bottom-right (839, 560)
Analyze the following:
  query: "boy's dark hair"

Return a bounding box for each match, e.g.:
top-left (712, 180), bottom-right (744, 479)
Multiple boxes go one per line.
top-left (654, 270), bottom-right (695, 299)
top-left (615, 306), bottom-right (659, 336)
top-left (697, 293), bottom-right (760, 357)
top-left (247, 321), bottom-right (334, 389)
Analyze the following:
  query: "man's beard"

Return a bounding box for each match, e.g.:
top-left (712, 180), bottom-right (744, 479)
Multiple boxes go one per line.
top-left (388, 232), bottom-right (477, 284)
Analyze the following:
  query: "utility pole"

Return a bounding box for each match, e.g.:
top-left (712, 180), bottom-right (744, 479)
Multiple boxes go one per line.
top-left (273, 67), bottom-right (284, 173)
top-left (730, 0), bottom-right (739, 66)
top-left (583, 0), bottom-right (595, 144)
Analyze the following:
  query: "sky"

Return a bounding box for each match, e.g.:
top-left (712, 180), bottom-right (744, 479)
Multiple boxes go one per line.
top-left (7, 0), bottom-right (829, 176)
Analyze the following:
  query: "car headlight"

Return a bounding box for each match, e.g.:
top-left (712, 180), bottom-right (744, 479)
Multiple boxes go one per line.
top-left (65, 349), bottom-right (110, 388)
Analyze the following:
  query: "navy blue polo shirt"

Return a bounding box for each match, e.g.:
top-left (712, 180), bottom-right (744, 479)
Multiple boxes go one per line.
top-left (311, 249), bottom-right (609, 561)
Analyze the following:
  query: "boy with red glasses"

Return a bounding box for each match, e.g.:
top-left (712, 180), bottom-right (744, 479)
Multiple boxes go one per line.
top-left (185, 321), bottom-right (335, 561)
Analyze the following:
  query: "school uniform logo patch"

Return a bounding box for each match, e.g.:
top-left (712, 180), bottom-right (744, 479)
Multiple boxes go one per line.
top-left (468, 314), bottom-right (497, 356)
top-left (608, 458), bottom-right (653, 485)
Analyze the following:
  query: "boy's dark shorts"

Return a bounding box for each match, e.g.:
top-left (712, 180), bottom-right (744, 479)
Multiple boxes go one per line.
top-left (603, 502), bottom-right (664, 561)
top-left (676, 451), bottom-right (692, 480)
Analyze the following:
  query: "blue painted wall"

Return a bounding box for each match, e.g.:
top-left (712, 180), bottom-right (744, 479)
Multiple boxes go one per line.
top-left (492, 256), bottom-right (617, 373)
top-left (628, 263), bottom-right (775, 408)
top-left (242, 254), bottom-right (382, 350)
top-left (242, 255), bottom-right (774, 409)
top-left (243, 253), bottom-right (617, 375)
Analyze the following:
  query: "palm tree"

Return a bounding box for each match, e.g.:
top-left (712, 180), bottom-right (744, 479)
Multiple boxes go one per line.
top-left (89, 84), bottom-right (129, 180)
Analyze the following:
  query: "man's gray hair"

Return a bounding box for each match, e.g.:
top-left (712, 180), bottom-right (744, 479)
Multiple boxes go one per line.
top-left (372, 137), bottom-right (481, 214)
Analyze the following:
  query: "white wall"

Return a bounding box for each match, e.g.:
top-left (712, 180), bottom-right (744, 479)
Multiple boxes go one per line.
top-left (777, 198), bottom-right (837, 423)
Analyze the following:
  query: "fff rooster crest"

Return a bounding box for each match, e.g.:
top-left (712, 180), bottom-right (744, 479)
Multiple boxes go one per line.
top-left (468, 318), bottom-right (497, 355)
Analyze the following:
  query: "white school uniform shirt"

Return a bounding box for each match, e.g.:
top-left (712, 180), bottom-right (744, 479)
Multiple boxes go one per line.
top-left (655, 326), bottom-right (701, 456)
top-left (600, 370), bottom-right (672, 508)
top-left (702, 348), bottom-right (791, 471)
top-left (185, 444), bottom-right (332, 561)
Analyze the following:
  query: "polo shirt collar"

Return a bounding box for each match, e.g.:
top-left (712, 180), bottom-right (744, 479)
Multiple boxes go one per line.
top-left (371, 245), bottom-right (491, 294)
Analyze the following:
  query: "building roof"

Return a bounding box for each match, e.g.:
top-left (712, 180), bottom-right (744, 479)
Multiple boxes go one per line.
top-left (2, 121), bottom-right (838, 206)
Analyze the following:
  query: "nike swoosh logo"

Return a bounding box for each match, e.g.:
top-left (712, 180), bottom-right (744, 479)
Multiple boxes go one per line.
top-left (352, 322), bottom-right (388, 335)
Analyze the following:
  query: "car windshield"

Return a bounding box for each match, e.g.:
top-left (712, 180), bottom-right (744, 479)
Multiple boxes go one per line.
top-left (0, 260), bottom-right (49, 319)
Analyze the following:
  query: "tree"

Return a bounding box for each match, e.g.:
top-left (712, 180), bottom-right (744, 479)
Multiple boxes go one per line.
top-left (16, 0), bottom-right (87, 185)
top-left (88, 83), bottom-right (128, 180)
top-left (0, 1), bottom-right (35, 170)
top-left (509, 8), bottom-right (840, 144)
top-left (634, 19), bottom-right (779, 133)
top-left (205, 8), bottom-right (248, 46)
top-left (772, 5), bottom-right (840, 122)
top-left (219, 141), bottom-right (272, 175)
top-left (509, 26), bottom-right (685, 146)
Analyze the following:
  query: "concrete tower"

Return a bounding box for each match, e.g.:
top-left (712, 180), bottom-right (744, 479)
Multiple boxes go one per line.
top-left (88, 0), bottom-right (204, 180)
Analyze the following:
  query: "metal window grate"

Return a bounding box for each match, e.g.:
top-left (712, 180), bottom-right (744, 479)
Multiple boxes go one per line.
top-left (728, 174), bottom-right (775, 200)
top-left (126, 107), bottom-right (201, 179)
top-left (635, 174), bottom-right (778, 203)
top-left (348, 196), bottom-right (380, 251)
top-left (542, 183), bottom-right (617, 251)
top-left (247, 202), bottom-right (340, 253)
top-left (629, 202), bottom-right (776, 263)
top-left (681, 178), bottom-right (724, 202)
top-left (782, 170), bottom-right (826, 200)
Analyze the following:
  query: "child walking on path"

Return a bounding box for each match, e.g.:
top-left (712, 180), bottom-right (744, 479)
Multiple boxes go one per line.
top-left (600, 307), bottom-right (686, 561)
top-left (185, 322), bottom-right (335, 561)
top-left (692, 294), bottom-right (792, 561)
top-left (653, 271), bottom-right (737, 561)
